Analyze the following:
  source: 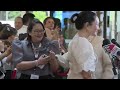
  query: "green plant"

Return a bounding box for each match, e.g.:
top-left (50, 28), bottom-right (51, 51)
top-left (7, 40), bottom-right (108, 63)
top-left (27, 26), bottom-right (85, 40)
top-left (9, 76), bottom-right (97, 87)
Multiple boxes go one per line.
top-left (8, 11), bottom-right (21, 20)
top-left (33, 11), bottom-right (47, 23)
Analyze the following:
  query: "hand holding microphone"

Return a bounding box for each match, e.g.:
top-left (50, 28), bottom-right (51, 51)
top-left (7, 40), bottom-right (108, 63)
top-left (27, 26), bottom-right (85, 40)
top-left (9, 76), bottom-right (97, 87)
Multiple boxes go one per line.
top-left (102, 39), bottom-right (120, 75)
top-left (111, 39), bottom-right (120, 48)
top-left (102, 39), bottom-right (120, 60)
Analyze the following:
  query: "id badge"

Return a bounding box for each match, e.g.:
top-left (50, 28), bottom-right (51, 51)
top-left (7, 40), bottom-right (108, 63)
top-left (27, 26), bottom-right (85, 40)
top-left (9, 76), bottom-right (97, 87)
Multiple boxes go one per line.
top-left (38, 65), bottom-right (45, 69)
top-left (30, 74), bottom-right (39, 79)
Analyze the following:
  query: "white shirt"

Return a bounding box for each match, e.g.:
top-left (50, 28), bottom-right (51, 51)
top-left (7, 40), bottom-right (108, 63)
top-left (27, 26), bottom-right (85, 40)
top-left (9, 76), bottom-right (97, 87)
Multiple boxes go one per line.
top-left (17, 25), bottom-right (28, 36)
top-left (56, 34), bottom-right (97, 79)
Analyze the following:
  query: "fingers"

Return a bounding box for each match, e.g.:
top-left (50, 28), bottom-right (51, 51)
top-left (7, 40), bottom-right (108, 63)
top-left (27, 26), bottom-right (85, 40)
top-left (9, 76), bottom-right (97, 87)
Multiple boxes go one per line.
top-left (38, 55), bottom-right (50, 65)
top-left (41, 54), bottom-right (50, 61)
top-left (44, 56), bottom-right (50, 61)
top-left (50, 50), bottom-right (55, 53)
top-left (42, 54), bottom-right (47, 58)
top-left (40, 51), bottom-right (56, 61)
top-left (49, 51), bottom-right (55, 56)
top-left (81, 70), bottom-right (92, 79)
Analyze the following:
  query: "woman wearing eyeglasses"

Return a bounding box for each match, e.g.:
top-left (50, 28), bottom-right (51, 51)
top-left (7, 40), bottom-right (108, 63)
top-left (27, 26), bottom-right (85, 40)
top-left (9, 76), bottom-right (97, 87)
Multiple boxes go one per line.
top-left (12, 19), bottom-right (60, 79)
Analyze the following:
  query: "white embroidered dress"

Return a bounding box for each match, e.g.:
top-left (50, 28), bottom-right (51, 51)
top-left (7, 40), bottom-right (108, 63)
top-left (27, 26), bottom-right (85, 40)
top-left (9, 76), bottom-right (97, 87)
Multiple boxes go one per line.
top-left (57, 34), bottom-right (97, 79)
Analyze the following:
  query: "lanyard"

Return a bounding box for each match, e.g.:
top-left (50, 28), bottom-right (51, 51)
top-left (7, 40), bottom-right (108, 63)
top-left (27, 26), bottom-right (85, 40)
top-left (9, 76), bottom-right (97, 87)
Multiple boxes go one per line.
top-left (32, 43), bottom-right (41, 59)
top-left (58, 38), bottom-right (61, 49)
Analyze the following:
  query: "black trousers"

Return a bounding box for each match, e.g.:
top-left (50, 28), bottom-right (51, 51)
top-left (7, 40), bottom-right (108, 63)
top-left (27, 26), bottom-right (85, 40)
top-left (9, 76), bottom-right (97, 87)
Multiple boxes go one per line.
top-left (19, 73), bottom-right (54, 79)
top-left (4, 70), bottom-right (12, 79)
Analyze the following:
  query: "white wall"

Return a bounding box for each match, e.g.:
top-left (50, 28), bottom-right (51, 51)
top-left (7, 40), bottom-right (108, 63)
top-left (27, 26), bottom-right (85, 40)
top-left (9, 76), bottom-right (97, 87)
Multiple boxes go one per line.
top-left (0, 21), bottom-right (14, 28)
top-left (117, 11), bottom-right (120, 32)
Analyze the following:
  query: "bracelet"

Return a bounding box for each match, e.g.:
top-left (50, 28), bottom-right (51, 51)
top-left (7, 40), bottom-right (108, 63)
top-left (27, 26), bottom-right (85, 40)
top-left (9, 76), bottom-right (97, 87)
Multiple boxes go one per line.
top-left (35, 60), bottom-right (39, 67)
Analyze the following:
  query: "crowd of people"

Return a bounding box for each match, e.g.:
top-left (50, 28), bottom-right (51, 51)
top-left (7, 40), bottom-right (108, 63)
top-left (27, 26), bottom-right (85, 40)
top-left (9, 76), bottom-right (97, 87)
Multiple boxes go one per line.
top-left (0, 11), bottom-right (115, 79)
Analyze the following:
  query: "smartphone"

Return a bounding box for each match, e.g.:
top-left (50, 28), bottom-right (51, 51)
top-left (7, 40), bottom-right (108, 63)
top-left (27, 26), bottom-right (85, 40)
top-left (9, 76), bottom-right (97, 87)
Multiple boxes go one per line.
top-left (0, 70), bottom-right (5, 79)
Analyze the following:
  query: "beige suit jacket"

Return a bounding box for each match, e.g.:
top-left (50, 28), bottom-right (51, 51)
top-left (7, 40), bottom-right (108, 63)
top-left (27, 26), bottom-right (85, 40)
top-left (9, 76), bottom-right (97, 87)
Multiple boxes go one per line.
top-left (88, 36), bottom-right (114, 79)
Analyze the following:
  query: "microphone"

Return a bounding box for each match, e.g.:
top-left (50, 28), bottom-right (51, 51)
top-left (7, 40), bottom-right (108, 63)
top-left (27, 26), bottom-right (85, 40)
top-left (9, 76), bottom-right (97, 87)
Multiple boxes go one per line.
top-left (102, 39), bottom-right (111, 46)
top-left (102, 39), bottom-right (119, 76)
top-left (102, 39), bottom-right (113, 54)
top-left (102, 39), bottom-right (120, 59)
top-left (111, 39), bottom-right (120, 48)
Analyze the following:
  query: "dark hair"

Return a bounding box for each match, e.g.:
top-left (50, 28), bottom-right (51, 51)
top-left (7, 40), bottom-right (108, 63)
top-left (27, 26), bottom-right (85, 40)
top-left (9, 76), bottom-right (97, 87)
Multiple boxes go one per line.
top-left (71, 11), bottom-right (96, 30)
top-left (15, 16), bottom-right (23, 22)
top-left (23, 13), bottom-right (35, 25)
top-left (27, 18), bottom-right (46, 43)
top-left (0, 24), bottom-right (17, 40)
top-left (54, 18), bottom-right (61, 29)
top-left (43, 17), bottom-right (54, 25)
top-left (64, 18), bottom-right (69, 26)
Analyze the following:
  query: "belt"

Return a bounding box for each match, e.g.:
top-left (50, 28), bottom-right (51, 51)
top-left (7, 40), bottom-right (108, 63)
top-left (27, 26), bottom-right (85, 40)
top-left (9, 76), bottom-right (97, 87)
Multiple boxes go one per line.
top-left (19, 73), bottom-right (54, 79)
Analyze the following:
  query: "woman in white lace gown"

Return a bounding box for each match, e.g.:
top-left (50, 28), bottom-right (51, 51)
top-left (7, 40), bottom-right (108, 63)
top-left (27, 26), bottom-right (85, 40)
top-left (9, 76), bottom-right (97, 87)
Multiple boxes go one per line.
top-left (51, 11), bottom-right (100, 79)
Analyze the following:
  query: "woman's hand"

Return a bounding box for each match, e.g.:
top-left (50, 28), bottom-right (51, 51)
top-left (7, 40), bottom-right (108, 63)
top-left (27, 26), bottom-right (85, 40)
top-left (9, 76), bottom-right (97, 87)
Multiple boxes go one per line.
top-left (81, 70), bottom-right (92, 79)
top-left (49, 50), bottom-right (56, 60)
top-left (4, 46), bottom-right (12, 56)
top-left (37, 54), bottom-right (50, 65)
top-left (0, 41), bottom-right (4, 52)
top-left (49, 50), bottom-right (59, 72)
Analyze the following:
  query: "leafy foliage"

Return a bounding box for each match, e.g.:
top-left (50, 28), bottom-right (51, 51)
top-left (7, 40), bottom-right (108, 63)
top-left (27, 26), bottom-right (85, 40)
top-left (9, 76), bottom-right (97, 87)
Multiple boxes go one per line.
top-left (33, 11), bottom-right (48, 23)
top-left (8, 11), bottom-right (21, 20)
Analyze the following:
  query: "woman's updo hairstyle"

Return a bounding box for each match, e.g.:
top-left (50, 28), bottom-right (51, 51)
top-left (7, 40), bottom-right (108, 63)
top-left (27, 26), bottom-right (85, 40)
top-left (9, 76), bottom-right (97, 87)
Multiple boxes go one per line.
top-left (71, 11), bottom-right (96, 30)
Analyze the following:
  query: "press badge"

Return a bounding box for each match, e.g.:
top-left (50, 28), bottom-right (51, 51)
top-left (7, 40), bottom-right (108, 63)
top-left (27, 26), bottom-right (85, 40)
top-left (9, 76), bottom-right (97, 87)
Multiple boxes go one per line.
top-left (30, 74), bottom-right (39, 79)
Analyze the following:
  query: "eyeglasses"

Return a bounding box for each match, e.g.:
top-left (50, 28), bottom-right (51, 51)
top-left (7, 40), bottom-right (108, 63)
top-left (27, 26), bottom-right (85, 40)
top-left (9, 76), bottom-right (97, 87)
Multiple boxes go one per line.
top-left (32, 30), bottom-right (45, 33)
